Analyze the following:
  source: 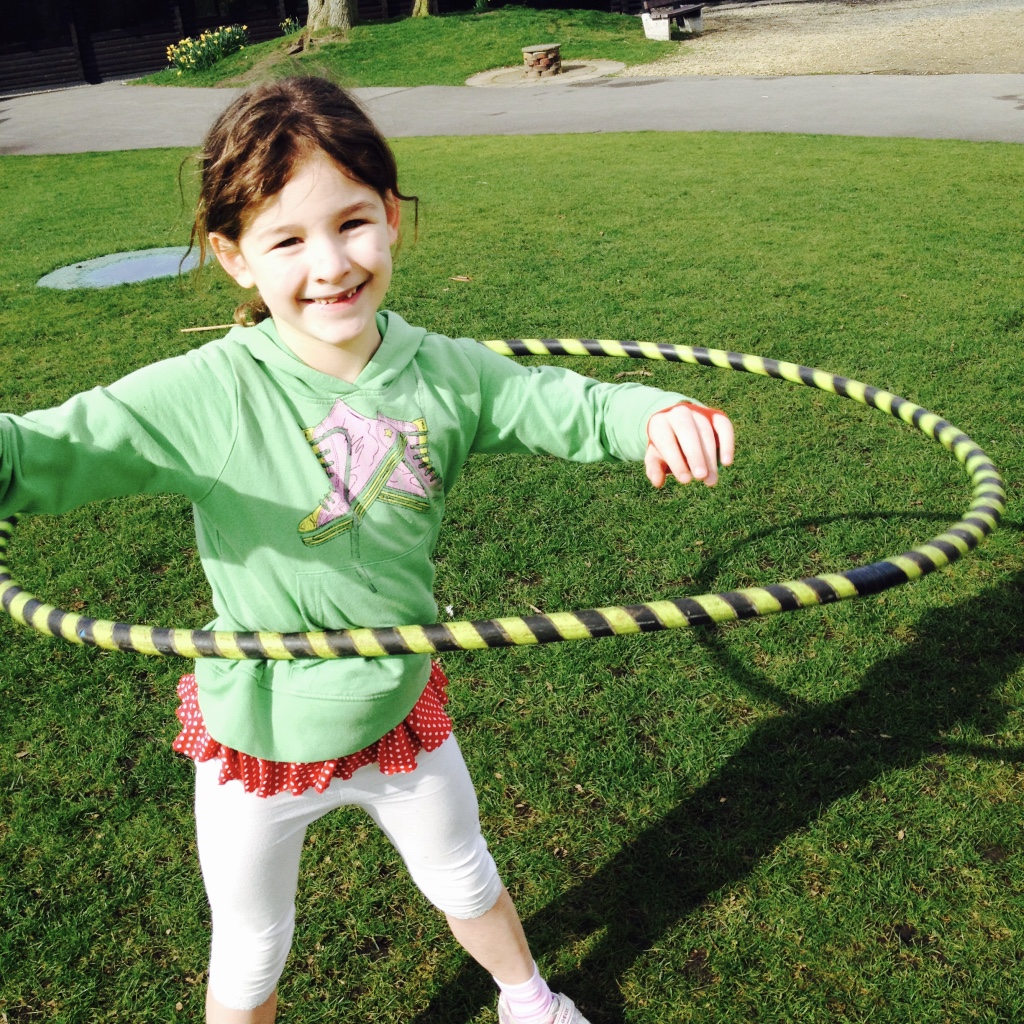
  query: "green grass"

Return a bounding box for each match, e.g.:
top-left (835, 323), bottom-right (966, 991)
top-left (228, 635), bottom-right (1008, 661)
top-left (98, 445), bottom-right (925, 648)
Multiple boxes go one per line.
top-left (1, 131), bottom-right (1022, 1023)
top-left (136, 7), bottom-right (675, 88)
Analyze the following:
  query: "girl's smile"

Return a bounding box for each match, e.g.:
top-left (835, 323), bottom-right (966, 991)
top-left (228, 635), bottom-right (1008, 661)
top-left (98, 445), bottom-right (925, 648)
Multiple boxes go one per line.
top-left (209, 150), bottom-right (400, 382)
top-left (306, 286), bottom-right (360, 304)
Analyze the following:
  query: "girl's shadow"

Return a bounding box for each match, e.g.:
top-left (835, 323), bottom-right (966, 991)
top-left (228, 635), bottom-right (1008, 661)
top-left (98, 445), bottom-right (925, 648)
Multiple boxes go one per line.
top-left (414, 541), bottom-right (1024, 1023)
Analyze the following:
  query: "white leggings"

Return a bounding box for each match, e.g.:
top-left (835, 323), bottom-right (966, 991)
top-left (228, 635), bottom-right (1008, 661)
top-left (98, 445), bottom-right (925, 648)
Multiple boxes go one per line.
top-left (194, 736), bottom-right (504, 1011)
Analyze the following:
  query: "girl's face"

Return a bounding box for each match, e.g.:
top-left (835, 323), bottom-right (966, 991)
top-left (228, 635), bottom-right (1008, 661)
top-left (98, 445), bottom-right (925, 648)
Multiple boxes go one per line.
top-left (210, 150), bottom-right (400, 382)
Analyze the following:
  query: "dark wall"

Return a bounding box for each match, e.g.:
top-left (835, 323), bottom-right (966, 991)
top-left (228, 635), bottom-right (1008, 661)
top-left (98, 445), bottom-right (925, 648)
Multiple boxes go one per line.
top-left (0, 0), bottom-right (308, 95)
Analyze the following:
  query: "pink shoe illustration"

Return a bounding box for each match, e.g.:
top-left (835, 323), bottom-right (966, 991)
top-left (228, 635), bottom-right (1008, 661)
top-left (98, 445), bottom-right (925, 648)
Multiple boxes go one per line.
top-left (298, 401), bottom-right (440, 547)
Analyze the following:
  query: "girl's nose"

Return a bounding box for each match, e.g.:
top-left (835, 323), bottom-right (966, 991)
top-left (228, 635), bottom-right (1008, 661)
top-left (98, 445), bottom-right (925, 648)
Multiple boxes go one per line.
top-left (309, 236), bottom-right (350, 282)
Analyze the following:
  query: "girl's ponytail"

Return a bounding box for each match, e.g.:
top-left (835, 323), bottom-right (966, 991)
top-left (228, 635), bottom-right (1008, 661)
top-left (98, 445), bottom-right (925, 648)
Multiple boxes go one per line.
top-left (233, 295), bottom-right (270, 327)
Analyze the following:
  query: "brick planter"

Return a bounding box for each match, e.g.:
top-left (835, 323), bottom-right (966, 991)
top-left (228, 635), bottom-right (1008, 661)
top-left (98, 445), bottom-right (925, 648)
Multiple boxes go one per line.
top-left (522, 44), bottom-right (562, 78)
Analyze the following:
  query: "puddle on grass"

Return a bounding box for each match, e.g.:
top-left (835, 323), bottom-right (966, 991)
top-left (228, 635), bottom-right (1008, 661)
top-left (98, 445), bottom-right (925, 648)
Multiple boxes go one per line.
top-left (38, 247), bottom-right (205, 289)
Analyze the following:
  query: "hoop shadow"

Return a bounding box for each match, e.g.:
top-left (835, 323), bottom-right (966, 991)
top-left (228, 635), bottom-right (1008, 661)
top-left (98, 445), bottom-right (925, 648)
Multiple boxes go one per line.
top-left (412, 522), bottom-right (1023, 1023)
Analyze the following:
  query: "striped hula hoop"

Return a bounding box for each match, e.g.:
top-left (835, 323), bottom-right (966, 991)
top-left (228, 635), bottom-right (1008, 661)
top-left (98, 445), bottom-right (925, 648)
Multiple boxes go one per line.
top-left (0, 339), bottom-right (1006, 660)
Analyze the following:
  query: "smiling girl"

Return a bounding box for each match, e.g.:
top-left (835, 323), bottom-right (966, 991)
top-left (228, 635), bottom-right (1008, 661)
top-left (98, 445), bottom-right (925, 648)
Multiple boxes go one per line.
top-left (0, 77), bottom-right (734, 1023)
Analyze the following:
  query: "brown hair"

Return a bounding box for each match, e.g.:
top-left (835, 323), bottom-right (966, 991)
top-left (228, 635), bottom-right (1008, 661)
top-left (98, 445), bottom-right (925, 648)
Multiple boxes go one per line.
top-left (189, 76), bottom-right (416, 325)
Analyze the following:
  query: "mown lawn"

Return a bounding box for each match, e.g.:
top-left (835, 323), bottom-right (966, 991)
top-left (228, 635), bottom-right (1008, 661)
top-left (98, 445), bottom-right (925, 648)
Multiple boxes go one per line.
top-left (0, 130), bottom-right (1021, 1023)
top-left (137, 7), bottom-right (675, 89)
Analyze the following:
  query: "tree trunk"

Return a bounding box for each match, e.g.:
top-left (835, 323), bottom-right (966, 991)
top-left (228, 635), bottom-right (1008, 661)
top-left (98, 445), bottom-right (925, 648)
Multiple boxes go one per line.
top-left (411, 0), bottom-right (438, 16)
top-left (307, 0), bottom-right (354, 33)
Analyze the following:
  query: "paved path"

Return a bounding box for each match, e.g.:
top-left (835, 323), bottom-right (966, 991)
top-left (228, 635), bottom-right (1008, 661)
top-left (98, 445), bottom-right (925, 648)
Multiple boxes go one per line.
top-left (2, 74), bottom-right (1024, 155)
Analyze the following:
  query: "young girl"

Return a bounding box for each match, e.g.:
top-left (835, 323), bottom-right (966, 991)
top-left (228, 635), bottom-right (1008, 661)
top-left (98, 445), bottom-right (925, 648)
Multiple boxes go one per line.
top-left (0, 78), bottom-right (733, 1023)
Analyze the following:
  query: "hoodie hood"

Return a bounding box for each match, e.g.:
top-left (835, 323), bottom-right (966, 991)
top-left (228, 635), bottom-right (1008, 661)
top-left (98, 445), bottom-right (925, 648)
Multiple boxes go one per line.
top-left (230, 310), bottom-right (429, 397)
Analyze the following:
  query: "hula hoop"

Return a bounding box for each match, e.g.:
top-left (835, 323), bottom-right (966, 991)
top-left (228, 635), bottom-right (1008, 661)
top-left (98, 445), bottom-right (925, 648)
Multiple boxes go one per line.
top-left (0, 339), bottom-right (1006, 660)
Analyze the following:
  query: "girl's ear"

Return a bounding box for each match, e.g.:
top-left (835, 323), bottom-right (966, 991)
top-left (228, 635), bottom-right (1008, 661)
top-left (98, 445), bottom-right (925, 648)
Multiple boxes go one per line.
top-left (385, 193), bottom-right (401, 245)
top-left (209, 232), bottom-right (255, 289)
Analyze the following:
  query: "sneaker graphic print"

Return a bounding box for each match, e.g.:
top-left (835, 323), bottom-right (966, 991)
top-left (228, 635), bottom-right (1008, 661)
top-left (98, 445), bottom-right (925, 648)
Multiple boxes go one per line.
top-left (298, 400), bottom-right (441, 547)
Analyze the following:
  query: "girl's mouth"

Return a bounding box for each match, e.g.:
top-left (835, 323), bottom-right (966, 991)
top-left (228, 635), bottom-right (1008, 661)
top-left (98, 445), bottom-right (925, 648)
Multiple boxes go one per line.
top-left (305, 284), bottom-right (362, 305)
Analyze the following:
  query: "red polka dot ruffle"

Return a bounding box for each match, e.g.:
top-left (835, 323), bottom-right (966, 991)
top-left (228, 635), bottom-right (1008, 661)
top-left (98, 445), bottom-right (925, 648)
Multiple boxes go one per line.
top-left (172, 662), bottom-right (452, 798)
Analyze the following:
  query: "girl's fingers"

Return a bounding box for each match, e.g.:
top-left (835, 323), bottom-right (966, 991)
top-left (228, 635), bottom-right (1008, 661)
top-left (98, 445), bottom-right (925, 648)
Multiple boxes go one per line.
top-left (647, 412), bottom-right (695, 486)
top-left (645, 404), bottom-right (735, 488)
top-left (688, 411), bottom-right (719, 486)
top-left (664, 405), bottom-right (715, 486)
top-left (644, 445), bottom-right (670, 489)
top-left (711, 412), bottom-right (736, 467)
top-left (672, 410), bottom-right (709, 483)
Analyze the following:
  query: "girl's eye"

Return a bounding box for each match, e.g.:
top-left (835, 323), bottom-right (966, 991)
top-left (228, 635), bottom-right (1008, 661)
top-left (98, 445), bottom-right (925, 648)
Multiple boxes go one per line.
top-left (274, 237), bottom-right (301, 250)
top-left (340, 219), bottom-right (367, 232)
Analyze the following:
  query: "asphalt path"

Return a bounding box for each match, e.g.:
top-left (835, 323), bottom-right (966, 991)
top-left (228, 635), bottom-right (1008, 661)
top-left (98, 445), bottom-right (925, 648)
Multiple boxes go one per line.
top-left (2, 74), bottom-right (1023, 155)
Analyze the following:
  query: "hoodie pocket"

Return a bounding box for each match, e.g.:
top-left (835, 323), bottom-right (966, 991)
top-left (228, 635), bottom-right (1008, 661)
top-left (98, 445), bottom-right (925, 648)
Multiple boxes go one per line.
top-left (294, 530), bottom-right (437, 632)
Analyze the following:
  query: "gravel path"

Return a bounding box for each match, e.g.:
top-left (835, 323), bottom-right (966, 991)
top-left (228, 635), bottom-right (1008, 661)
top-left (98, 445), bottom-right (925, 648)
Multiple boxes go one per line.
top-left (624, 0), bottom-right (1024, 76)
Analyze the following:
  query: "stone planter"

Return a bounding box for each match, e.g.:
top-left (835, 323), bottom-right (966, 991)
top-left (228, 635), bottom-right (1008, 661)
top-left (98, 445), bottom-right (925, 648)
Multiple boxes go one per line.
top-left (522, 44), bottom-right (561, 78)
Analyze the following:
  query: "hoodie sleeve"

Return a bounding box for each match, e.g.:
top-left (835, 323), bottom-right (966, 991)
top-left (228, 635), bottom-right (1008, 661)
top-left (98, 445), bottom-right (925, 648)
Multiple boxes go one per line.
top-left (462, 339), bottom-right (696, 463)
top-left (0, 346), bottom-right (238, 518)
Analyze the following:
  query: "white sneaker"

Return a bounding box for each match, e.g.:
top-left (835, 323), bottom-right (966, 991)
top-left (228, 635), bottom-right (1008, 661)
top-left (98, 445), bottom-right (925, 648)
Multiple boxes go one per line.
top-left (497, 992), bottom-right (592, 1024)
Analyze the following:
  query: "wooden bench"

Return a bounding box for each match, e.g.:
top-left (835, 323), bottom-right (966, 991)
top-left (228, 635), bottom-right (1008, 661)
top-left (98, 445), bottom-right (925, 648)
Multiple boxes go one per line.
top-left (640, 0), bottom-right (704, 41)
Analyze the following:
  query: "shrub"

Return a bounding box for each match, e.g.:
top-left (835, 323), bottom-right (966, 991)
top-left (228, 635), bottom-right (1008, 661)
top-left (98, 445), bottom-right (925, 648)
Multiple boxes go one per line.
top-left (166, 24), bottom-right (249, 74)
top-left (279, 16), bottom-right (302, 34)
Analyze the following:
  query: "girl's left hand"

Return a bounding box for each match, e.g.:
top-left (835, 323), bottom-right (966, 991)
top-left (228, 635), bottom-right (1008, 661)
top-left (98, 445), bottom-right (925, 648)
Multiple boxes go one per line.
top-left (644, 403), bottom-right (735, 489)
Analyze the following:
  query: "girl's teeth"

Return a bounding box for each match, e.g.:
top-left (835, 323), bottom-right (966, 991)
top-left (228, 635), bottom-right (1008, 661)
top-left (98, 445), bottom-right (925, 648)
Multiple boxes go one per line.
top-left (313, 286), bottom-right (358, 304)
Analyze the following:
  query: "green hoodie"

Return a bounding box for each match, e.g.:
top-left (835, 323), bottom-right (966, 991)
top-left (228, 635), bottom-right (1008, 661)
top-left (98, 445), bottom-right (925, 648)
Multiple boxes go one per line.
top-left (0, 312), bottom-right (692, 761)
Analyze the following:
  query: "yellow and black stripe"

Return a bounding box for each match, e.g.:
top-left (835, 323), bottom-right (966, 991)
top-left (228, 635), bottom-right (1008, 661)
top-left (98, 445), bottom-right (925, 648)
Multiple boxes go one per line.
top-left (0, 341), bottom-right (1006, 660)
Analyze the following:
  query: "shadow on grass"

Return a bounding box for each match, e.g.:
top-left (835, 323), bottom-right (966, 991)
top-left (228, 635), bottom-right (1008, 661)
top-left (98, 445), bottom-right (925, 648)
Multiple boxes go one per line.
top-left (414, 525), bottom-right (1024, 1024)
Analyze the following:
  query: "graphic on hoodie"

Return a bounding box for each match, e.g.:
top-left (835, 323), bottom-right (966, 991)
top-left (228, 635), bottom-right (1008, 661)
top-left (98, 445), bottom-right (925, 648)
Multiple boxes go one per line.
top-left (299, 400), bottom-right (441, 547)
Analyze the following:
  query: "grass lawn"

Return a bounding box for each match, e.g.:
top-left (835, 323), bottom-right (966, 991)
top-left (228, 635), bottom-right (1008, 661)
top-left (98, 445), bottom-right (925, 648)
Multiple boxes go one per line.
top-left (0, 130), bottom-right (1022, 1023)
top-left (135, 7), bottom-right (675, 88)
